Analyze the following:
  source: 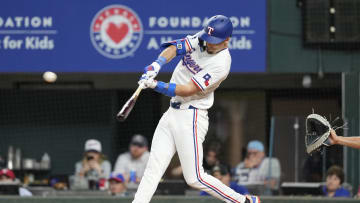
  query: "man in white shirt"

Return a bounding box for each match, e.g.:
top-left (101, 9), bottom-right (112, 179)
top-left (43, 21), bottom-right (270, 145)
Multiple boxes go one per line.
top-left (114, 134), bottom-right (149, 189)
top-left (233, 140), bottom-right (281, 195)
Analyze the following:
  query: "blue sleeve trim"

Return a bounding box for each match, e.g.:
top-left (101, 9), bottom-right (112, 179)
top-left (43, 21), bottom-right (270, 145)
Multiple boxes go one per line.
top-left (154, 81), bottom-right (176, 97)
top-left (185, 37), bottom-right (193, 50)
top-left (191, 77), bottom-right (205, 91)
top-left (160, 39), bottom-right (187, 56)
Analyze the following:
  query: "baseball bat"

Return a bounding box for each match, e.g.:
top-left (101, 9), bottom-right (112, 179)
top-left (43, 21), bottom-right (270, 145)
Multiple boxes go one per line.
top-left (116, 84), bottom-right (144, 122)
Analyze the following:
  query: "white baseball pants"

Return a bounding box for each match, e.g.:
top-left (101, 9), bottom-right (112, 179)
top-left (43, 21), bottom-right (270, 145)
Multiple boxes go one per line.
top-left (132, 107), bottom-right (246, 203)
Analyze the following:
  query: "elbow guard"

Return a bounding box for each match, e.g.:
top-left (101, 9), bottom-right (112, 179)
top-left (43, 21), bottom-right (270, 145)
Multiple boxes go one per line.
top-left (160, 39), bottom-right (187, 56)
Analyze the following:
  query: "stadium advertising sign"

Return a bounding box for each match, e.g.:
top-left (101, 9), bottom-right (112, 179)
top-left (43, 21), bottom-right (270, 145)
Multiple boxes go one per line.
top-left (0, 0), bottom-right (266, 72)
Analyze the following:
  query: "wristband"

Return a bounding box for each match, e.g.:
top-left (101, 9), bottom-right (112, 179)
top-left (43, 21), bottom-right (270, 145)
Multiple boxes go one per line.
top-left (155, 56), bottom-right (167, 67)
top-left (154, 81), bottom-right (176, 97)
top-left (145, 56), bottom-right (167, 73)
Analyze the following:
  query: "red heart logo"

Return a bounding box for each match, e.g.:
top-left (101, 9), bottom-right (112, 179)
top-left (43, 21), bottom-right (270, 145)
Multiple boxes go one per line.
top-left (106, 22), bottom-right (129, 44)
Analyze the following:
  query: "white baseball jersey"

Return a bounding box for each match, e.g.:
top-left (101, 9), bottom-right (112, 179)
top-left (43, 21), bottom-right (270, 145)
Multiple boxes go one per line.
top-left (133, 35), bottom-right (247, 203)
top-left (170, 34), bottom-right (231, 110)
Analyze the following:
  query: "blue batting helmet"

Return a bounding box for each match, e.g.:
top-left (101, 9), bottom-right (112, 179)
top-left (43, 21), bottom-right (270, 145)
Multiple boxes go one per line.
top-left (198, 15), bottom-right (233, 44)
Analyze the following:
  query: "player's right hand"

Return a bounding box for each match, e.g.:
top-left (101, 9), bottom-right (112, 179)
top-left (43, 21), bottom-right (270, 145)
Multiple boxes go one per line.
top-left (138, 74), bottom-right (157, 89)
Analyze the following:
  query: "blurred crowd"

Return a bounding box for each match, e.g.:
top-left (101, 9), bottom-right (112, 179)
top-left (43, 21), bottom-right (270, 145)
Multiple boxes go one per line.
top-left (0, 135), bottom-right (358, 198)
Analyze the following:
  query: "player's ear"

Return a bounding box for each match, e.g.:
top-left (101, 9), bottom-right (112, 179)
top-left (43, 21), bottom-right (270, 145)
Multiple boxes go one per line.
top-left (224, 37), bottom-right (230, 47)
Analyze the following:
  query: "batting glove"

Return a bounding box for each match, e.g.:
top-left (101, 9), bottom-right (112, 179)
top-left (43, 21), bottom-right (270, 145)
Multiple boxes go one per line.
top-left (143, 56), bottom-right (167, 79)
top-left (138, 76), bottom-right (157, 89)
top-left (144, 62), bottom-right (160, 79)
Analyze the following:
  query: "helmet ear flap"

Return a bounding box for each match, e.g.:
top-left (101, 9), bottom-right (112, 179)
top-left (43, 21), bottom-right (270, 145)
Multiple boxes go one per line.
top-left (198, 38), bottom-right (207, 52)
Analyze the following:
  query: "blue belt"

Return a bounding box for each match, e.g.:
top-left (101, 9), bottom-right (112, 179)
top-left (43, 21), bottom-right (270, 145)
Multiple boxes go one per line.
top-left (170, 102), bottom-right (197, 109)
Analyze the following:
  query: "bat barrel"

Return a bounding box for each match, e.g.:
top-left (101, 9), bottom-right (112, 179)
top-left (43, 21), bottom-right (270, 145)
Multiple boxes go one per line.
top-left (116, 94), bottom-right (138, 122)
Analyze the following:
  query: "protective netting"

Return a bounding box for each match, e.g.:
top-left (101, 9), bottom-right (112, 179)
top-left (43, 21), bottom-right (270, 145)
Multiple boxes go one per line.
top-left (0, 78), bottom-right (342, 195)
top-left (0, 89), bottom-right (161, 183)
top-left (303, 0), bottom-right (360, 49)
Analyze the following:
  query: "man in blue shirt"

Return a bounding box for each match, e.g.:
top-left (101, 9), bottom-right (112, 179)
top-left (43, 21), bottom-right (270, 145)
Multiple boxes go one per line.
top-left (322, 165), bottom-right (350, 198)
top-left (200, 164), bottom-right (249, 196)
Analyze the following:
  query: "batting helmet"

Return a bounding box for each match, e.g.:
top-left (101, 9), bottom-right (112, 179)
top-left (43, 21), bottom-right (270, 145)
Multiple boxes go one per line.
top-left (198, 15), bottom-right (233, 44)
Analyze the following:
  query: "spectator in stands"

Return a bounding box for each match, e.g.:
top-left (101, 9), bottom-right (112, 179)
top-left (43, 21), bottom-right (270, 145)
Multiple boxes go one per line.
top-left (108, 172), bottom-right (128, 196)
top-left (203, 143), bottom-right (222, 173)
top-left (322, 165), bottom-right (350, 198)
top-left (170, 142), bottom-right (222, 177)
top-left (301, 152), bottom-right (323, 182)
top-left (356, 186), bottom-right (360, 199)
top-left (113, 134), bottom-right (149, 189)
top-left (73, 139), bottom-right (111, 190)
top-left (0, 168), bottom-right (32, 196)
top-left (200, 164), bottom-right (249, 196)
top-left (233, 140), bottom-right (281, 195)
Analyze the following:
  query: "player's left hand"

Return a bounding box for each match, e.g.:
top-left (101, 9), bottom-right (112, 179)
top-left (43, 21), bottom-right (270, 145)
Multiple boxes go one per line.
top-left (138, 75), bottom-right (157, 89)
top-left (143, 62), bottom-right (161, 79)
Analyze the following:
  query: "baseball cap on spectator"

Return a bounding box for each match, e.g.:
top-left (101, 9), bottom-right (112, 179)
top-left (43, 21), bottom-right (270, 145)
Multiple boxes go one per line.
top-left (109, 172), bottom-right (125, 183)
top-left (130, 134), bottom-right (148, 147)
top-left (0, 169), bottom-right (15, 180)
top-left (85, 139), bottom-right (102, 152)
top-left (247, 140), bottom-right (264, 152)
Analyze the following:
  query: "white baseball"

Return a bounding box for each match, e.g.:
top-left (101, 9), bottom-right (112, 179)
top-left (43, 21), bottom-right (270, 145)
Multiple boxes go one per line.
top-left (43, 71), bottom-right (57, 83)
top-left (302, 75), bottom-right (311, 88)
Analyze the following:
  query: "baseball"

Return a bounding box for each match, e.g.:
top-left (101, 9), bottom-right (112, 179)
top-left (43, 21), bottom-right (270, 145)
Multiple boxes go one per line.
top-left (302, 75), bottom-right (311, 88)
top-left (43, 71), bottom-right (57, 83)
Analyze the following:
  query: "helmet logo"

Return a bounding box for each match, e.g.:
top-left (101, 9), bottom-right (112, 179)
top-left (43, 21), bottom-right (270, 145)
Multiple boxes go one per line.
top-left (207, 26), bottom-right (214, 35)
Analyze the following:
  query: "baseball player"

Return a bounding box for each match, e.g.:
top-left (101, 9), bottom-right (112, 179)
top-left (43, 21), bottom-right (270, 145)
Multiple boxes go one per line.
top-left (136, 15), bottom-right (260, 203)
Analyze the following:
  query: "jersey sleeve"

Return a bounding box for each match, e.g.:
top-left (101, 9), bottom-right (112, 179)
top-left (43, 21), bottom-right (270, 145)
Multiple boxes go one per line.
top-left (160, 34), bottom-right (198, 54)
top-left (191, 62), bottom-right (230, 92)
top-left (184, 34), bottom-right (199, 52)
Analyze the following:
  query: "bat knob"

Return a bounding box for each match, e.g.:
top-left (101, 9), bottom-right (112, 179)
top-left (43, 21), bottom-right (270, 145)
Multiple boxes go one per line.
top-left (116, 114), bottom-right (126, 122)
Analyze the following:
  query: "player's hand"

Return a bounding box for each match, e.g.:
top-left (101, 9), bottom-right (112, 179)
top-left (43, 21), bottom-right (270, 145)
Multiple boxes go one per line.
top-left (138, 74), bottom-right (148, 88)
top-left (143, 62), bottom-right (161, 79)
top-left (138, 75), bottom-right (157, 89)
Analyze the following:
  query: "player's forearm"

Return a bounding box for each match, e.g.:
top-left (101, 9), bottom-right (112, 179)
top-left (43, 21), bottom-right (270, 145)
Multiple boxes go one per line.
top-left (175, 85), bottom-right (196, 97)
top-left (336, 136), bottom-right (360, 149)
top-left (143, 46), bottom-right (176, 79)
top-left (159, 45), bottom-right (177, 63)
top-left (175, 80), bottom-right (200, 97)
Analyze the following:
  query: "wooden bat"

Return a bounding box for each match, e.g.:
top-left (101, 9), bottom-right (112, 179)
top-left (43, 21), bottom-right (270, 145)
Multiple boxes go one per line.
top-left (116, 84), bottom-right (144, 122)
